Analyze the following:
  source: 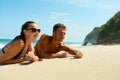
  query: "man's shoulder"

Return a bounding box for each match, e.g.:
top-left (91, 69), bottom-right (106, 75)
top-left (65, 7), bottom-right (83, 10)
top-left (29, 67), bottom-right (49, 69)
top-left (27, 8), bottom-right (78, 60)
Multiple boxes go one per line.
top-left (40, 34), bottom-right (52, 42)
top-left (41, 34), bottom-right (51, 39)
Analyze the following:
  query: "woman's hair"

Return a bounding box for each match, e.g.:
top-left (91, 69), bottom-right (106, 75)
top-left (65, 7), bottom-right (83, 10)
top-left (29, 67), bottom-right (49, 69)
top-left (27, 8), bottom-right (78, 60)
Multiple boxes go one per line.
top-left (14, 21), bottom-right (36, 42)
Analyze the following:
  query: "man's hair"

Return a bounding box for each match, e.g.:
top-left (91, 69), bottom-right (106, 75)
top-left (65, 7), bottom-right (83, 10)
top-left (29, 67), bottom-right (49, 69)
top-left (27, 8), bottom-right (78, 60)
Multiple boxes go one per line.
top-left (53, 23), bottom-right (66, 32)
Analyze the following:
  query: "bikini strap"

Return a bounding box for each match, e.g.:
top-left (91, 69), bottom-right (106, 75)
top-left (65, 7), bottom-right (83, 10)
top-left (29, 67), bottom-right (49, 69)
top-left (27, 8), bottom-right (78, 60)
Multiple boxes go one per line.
top-left (1, 48), bottom-right (5, 54)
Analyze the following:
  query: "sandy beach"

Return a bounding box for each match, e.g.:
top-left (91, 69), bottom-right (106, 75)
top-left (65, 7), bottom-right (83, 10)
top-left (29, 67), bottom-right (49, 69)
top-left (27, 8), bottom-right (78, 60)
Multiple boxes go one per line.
top-left (0, 45), bottom-right (120, 80)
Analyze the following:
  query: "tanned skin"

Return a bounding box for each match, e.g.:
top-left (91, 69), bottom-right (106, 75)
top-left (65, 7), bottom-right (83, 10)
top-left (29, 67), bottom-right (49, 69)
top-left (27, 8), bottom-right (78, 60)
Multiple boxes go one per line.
top-left (35, 27), bottom-right (83, 59)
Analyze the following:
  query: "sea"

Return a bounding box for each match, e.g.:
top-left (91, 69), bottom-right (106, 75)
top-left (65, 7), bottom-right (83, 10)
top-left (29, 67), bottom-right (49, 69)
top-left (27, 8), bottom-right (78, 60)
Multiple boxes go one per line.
top-left (0, 39), bottom-right (83, 48)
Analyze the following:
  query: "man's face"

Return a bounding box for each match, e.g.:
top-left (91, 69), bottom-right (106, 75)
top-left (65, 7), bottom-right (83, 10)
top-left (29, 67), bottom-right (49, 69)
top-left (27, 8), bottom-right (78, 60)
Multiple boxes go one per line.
top-left (53, 28), bottom-right (66, 42)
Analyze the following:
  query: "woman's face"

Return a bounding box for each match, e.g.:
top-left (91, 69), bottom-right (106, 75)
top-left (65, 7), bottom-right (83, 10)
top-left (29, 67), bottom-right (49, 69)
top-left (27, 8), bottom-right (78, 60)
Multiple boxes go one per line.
top-left (24, 23), bottom-right (40, 40)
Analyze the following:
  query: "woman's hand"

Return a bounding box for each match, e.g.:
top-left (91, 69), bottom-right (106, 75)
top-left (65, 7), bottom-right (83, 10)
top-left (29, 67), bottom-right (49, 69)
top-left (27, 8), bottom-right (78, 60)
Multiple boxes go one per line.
top-left (24, 52), bottom-right (39, 61)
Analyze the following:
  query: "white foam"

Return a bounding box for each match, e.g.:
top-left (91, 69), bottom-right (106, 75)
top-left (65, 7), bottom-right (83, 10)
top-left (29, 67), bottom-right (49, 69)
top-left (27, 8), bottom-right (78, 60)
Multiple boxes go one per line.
top-left (0, 44), bottom-right (4, 48)
top-left (66, 44), bottom-right (82, 48)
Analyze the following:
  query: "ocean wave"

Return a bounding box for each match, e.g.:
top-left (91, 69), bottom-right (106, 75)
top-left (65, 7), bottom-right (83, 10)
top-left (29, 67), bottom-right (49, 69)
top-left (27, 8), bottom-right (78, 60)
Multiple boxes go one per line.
top-left (67, 44), bottom-right (82, 47)
top-left (0, 44), bottom-right (4, 48)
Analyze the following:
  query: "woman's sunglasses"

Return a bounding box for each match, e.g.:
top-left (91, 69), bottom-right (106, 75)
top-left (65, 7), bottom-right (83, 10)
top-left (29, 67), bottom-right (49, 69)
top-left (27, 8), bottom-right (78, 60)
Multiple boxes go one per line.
top-left (26, 28), bottom-right (41, 33)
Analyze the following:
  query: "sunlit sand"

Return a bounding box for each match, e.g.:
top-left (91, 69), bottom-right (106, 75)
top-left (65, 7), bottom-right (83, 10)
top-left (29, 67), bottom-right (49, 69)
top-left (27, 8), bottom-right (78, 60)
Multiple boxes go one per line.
top-left (0, 45), bottom-right (120, 80)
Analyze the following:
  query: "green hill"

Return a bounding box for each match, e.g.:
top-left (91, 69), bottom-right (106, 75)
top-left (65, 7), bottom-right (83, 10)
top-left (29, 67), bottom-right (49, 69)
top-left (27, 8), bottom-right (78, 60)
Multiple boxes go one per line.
top-left (83, 11), bottom-right (120, 45)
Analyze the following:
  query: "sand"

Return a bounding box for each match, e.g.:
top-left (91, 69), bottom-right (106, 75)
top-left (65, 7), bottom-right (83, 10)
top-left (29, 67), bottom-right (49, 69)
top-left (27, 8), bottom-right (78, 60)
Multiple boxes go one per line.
top-left (0, 45), bottom-right (120, 80)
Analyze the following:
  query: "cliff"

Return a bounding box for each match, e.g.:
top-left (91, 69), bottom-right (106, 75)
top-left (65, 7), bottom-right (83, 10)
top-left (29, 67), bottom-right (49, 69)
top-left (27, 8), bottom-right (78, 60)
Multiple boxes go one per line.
top-left (83, 27), bottom-right (100, 45)
top-left (83, 11), bottom-right (120, 45)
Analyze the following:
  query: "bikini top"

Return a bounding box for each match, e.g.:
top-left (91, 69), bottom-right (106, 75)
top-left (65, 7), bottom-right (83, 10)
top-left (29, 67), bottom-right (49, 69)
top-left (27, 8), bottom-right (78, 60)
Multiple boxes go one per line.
top-left (13, 49), bottom-right (23, 59)
top-left (13, 46), bottom-right (30, 59)
top-left (1, 46), bottom-right (29, 59)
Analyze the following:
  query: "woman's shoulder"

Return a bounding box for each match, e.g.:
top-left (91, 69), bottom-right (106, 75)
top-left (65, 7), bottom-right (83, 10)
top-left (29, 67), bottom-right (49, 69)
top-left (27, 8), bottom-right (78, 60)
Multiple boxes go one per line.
top-left (12, 39), bottom-right (25, 47)
top-left (2, 39), bottom-right (24, 52)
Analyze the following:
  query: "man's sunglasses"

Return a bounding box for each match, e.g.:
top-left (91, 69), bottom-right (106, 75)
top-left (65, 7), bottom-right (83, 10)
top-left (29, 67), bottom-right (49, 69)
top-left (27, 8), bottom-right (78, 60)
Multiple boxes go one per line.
top-left (26, 28), bottom-right (41, 33)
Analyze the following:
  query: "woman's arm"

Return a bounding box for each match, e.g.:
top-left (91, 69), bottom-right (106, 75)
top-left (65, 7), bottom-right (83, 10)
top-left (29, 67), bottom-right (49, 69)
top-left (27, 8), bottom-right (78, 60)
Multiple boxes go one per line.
top-left (1, 57), bottom-right (24, 65)
top-left (24, 43), bottom-right (39, 61)
top-left (0, 39), bottom-right (24, 64)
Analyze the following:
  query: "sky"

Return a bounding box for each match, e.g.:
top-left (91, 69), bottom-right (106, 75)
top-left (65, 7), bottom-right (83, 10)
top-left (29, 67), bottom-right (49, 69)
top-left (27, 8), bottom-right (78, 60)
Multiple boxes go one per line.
top-left (0, 0), bottom-right (120, 42)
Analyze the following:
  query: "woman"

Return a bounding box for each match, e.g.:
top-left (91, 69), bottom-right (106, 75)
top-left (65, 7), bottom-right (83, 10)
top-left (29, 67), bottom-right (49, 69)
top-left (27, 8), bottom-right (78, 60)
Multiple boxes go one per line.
top-left (0, 21), bottom-right (40, 64)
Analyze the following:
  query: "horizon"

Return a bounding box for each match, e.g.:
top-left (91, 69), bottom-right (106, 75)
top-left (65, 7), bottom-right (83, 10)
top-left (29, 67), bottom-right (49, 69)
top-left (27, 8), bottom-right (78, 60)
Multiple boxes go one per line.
top-left (0, 38), bottom-right (84, 47)
top-left (0, 0), bottom-right (120, 42)
top-left (0, 38), bottom-right (83, 43)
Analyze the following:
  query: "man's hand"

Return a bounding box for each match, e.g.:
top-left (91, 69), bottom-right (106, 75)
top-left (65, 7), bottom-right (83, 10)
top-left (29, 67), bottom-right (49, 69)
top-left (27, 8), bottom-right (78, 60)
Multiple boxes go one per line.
top-left (56, 51), bottom-right (68, 58)
top-left (59, 53), bottom-right (68, 58)
top-left (74, 50), bottom-right (83, 58)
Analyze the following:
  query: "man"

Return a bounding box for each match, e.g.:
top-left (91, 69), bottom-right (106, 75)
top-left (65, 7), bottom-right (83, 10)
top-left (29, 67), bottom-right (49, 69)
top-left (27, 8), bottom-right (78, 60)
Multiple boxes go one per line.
top-left (35, 23), bottom-right (83, 59)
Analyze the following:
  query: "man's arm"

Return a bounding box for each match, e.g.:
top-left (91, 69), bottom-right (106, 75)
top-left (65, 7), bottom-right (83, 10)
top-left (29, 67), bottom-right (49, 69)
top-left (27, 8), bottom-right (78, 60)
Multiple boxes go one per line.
top-left (40, 51), bottom-right (67, 59)
top-left (60, 45), bottom-right (83, 58)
